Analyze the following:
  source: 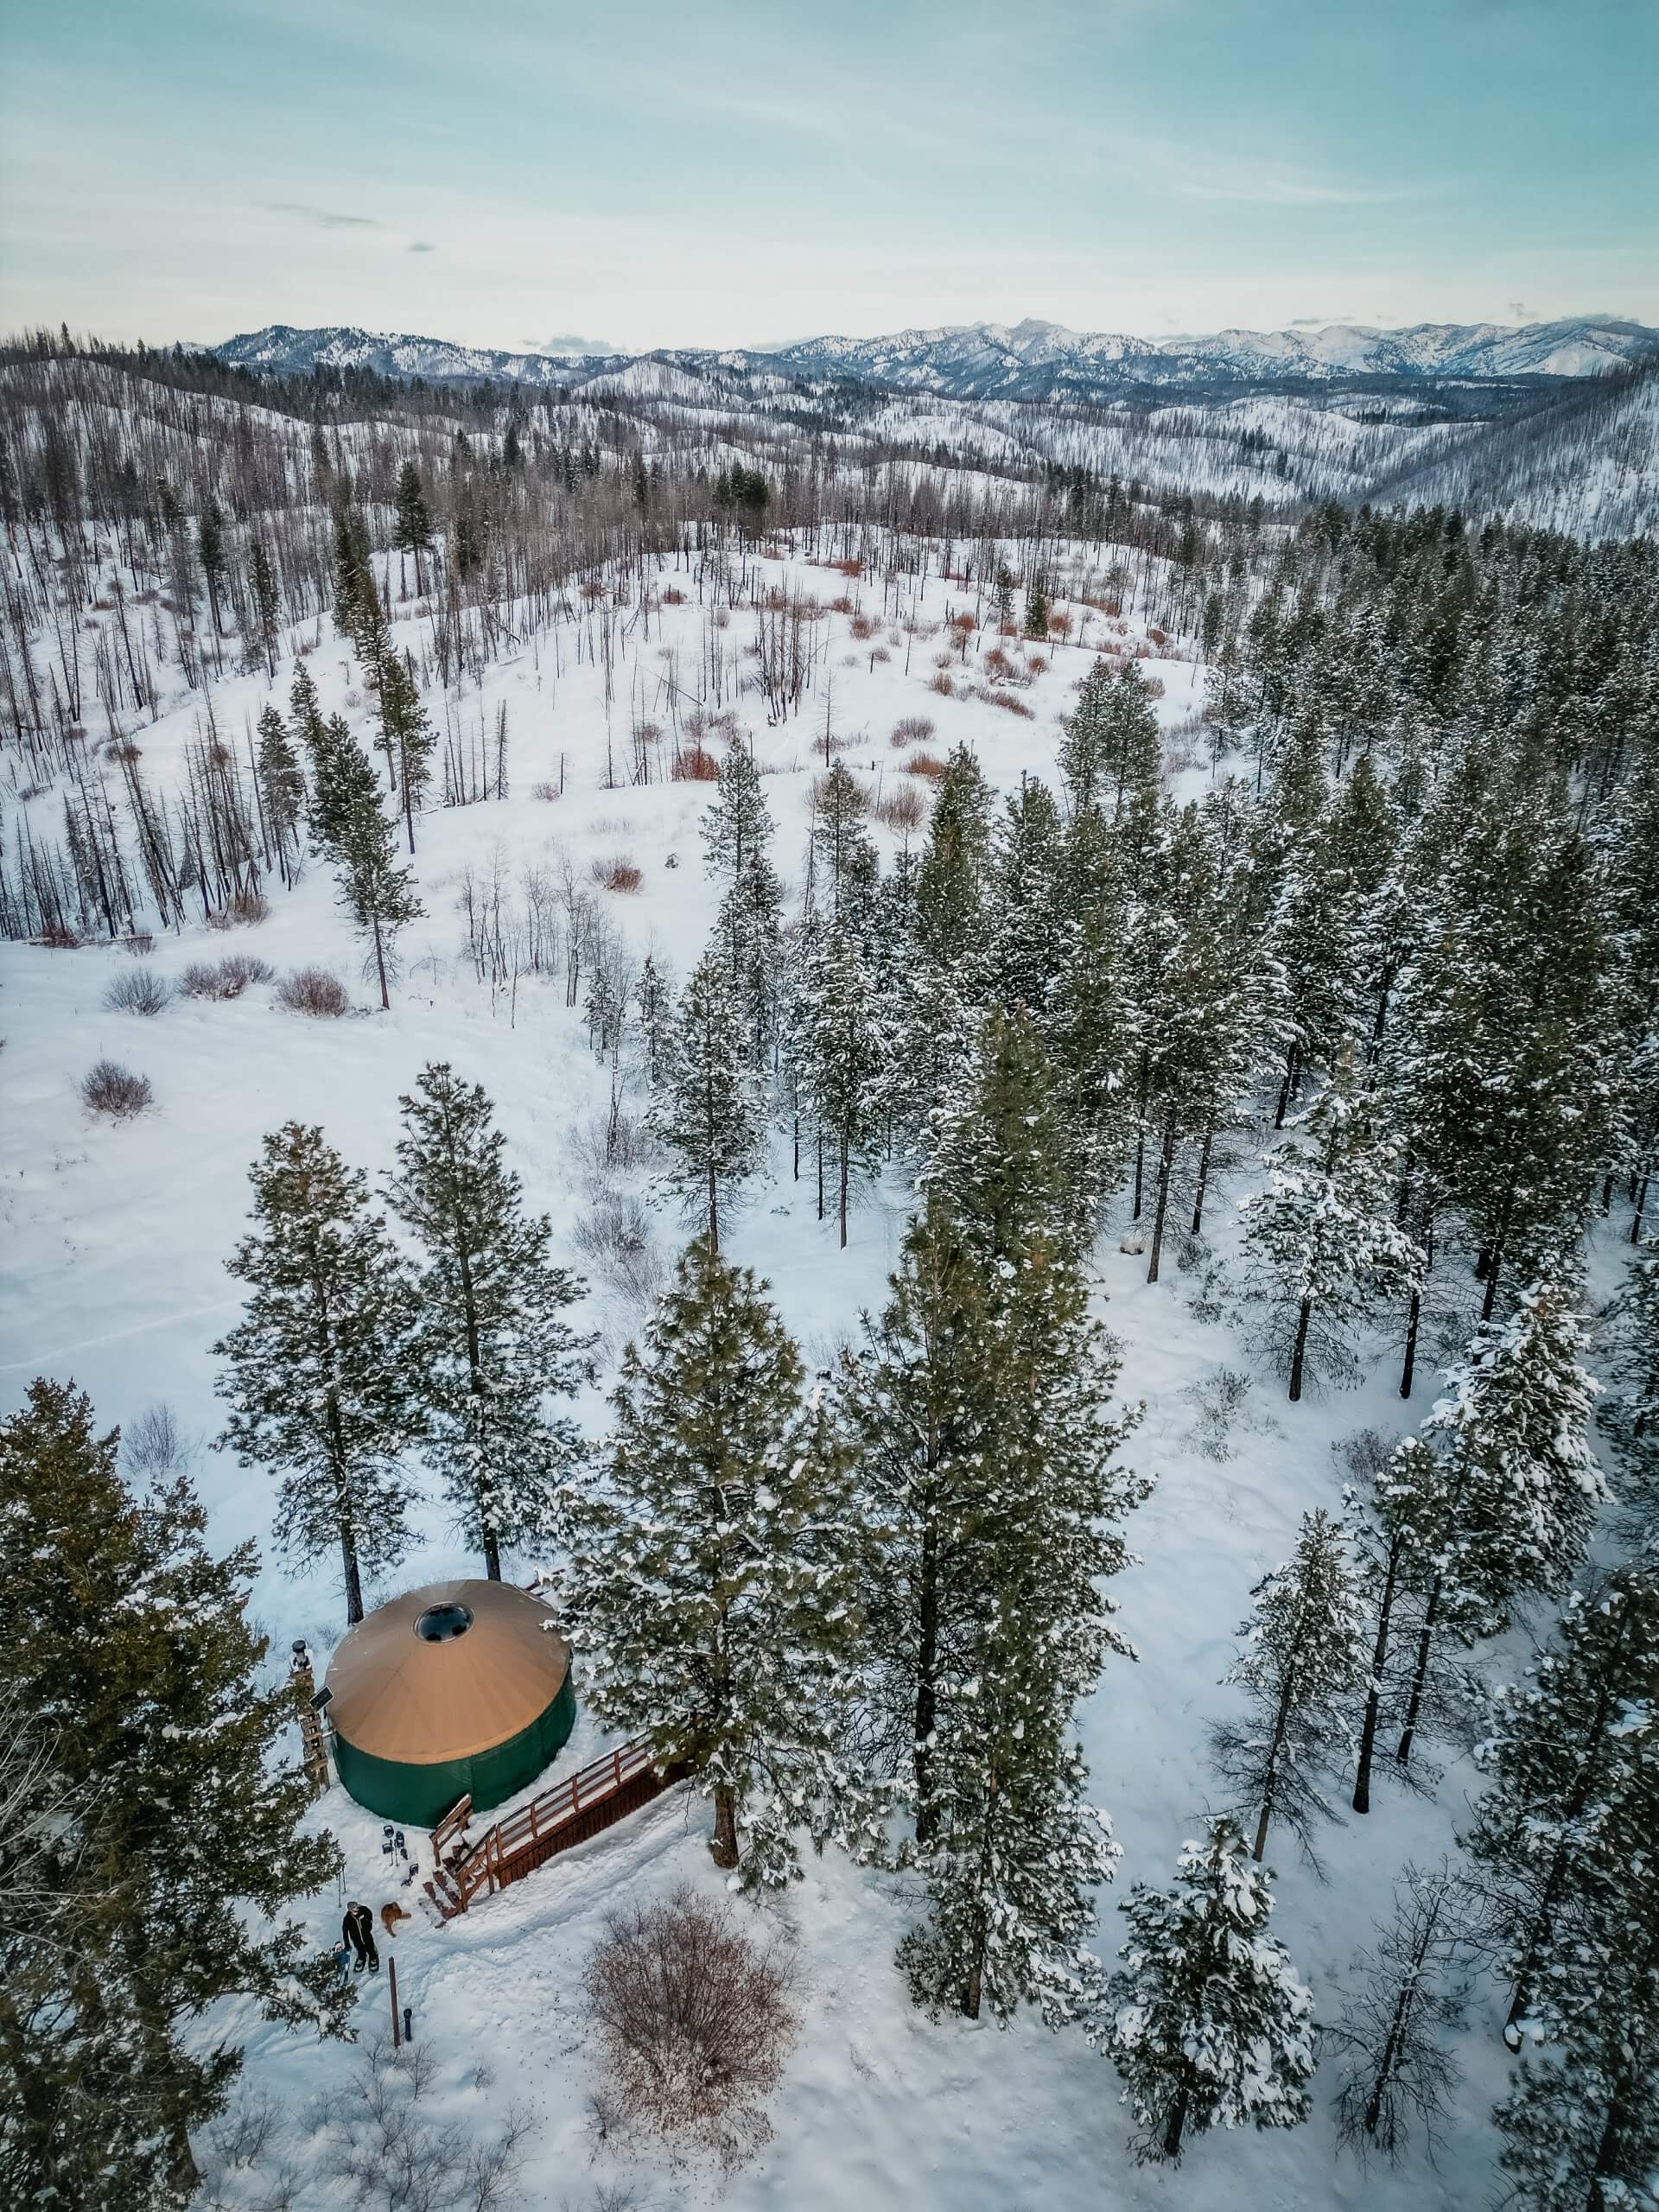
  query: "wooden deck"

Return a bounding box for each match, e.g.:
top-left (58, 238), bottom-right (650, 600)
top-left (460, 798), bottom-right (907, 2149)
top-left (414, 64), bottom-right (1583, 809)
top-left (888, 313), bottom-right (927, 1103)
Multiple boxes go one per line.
top-left (423, 1738), bottom-right (687, 1920)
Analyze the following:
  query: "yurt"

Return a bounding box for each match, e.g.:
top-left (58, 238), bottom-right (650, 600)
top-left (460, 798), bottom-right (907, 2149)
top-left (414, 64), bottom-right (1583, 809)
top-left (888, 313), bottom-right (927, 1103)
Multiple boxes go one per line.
top-left (323, 1579), bottom-right (575, 1827)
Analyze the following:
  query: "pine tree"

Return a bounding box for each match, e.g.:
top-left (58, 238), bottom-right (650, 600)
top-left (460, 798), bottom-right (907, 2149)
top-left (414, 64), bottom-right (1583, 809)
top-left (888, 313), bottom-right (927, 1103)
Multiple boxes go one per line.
top-left (633, 954), bottom-right (673, 1086)
top-left (387, 1064), bottom-right (593, 1579)
top-left (1105, 1819), bottom-right (1316, 2164)
top-left (793, 917), bottom-right (885, 1247)
top-left (895, 1010), bottom-right (1147, 2024)
top-left (1465, 1567), bottom-right (1659, 2051)
top-left (1243, 1065), bottom-right (1423, 1400)
top-left (321, 726), bottom-right (424, 1007)
top-left (256, 702), bottom-right (305, 886)
top-left (197, 497), bottom-right (226, 635)
top-left (391, 458), bottom-right (432, 594)
top-left (810, 759), bottom-right (880, 937)
top-left (0, 1381), bottom-right (352, 2204)
top-left (1605, 1240), bottom-right (1659, 1553)
top-left (715, 848), bottom-right (785, 1068)
top-left (1391, 1273), bottom-right (1605, 1772)
top-left (248, 535), bottom-right (282, 677)
top-left (1049, 799), bottom-right (1136, 1204)
top-left (648, 949), bottom-right (766, 1250)
top-left (983, 775), bottom-right (1068, 1031)
top-left (561, 1237), bottom-right (880, 1883)
top-left (1211, 1507), bottom-right (1370, 1865)
top-left (1330, 1860), bottom-right (1470, 2164)
top-left (1493, 1987), bottom-right (1659, 2212)
top-left (213, 1122), bottom-right (420, 1623)
top-left (289, 656), bottom-right (327, 766)
top-left (700, 742), bottom-right (773, 883)
top-left (1022, 574), bottom-right (1049, 640)
top-left (377, 649), bottom-right (435, 853)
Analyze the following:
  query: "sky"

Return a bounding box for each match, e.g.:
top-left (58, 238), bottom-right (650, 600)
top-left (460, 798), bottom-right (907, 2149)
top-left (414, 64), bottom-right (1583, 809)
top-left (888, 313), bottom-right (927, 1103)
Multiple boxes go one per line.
top-left (2, 0), bottom-right (1656, 353)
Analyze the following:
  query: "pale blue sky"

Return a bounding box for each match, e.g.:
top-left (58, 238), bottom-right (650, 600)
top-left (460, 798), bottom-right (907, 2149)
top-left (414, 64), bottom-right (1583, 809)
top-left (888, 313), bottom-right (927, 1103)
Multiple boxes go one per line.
top-left (3, 0), bottom-right (1655, 349)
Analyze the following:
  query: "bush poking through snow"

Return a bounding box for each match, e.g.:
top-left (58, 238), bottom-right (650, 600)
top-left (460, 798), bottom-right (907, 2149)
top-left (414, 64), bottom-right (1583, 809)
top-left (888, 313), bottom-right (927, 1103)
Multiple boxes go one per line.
top-left (592, 855), bottom-right (644, 893)
top-left (181, 953), bottom-right (276, 1000)
top-left (207, 887), bottom-right (271, 931)
top-left (874, 783), bottom-right (927, 832)
top-left (120, 1402), bottom-right (194, 1482)
top-left (582, 1886), bottom-right (799, 2171)
top-left (308, 2036), bottom-right (536, 2212)
top-left (80, 1058), bottom-right (153, 1117)
top-left (275, 966), bottom-right (351, 1018)
top-left (103, 966), bottom-right (171, 1016)
top-left (891, 714), bottom-right (935, 748)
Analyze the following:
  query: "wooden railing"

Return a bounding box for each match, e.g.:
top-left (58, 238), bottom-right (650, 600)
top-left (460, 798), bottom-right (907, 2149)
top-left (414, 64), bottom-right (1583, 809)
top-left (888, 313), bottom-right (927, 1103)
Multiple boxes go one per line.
top-left (425, 1738), bottom-right (683, 1920)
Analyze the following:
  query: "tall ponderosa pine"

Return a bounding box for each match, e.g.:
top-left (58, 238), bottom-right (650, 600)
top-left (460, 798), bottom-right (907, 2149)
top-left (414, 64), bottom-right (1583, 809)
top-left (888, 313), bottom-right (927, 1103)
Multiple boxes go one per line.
top-left (213, 1122), bottom-right (420, 1623)
top-left (377, 650), bottom-right (435, 853)
top-left (895, 1009), bottom-right (1147, 2026)
top-left (387, 1064), bottom-right (592, 1579)
top-left (1605, 1240), bottom-right (1659, 1553)
top-left (648, 949), bottom-right (766, 1250)
top-left (1212, 1506), bottom-right (1369, 1865)
top-left (317, 725), bottom-right (424, 1007)
top-left (1465, 1568), bottom-right (1659, 2052)
top-left (561, 1237), bottom-right (880, 1884)
top-left (255, 702), bottom-right (305, 886)
top-left (391, 459), bottom-right (432, 594)
top-left (1243, 1066), bottom-right (1422, 1400)
top-left (793, 916), bottom-right (886, 1247)
top-left (0, 1381), bottom-right (352, 2204)
top-left (1392, 1274), bottom-right (1605, 1777)
top-left (1105, 1818), bottom-right (1316, 2165)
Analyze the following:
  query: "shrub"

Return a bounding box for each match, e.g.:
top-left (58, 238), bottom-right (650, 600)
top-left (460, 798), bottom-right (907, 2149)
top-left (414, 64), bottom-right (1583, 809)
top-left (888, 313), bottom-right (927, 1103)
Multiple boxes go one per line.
top-left (119, 931), bottom-right (156, 957)
top-left (926, 672), bottom-right (956, 698)
top-left (664, 586), bottom-right (687, 605)
top-left (848, 612), bottom-right (878, 641)
top-left (892, 715), bottom-right (935, 748)
top-left (593, 855), bottom-right (644, 893)
top-left (81, 1058), bottom-right (153, 1117)
top-left (583, 1886), bottom-right (798, 2171)
top-left (181, 953), bottom-right (276, 1001)
top-left (531, 779), bottom-right (562, 801)
top-left (673, 747), bottom-right (719, 781)
top-left (103, 967), bottom-right (171, 1016)
top-left (35, 922), bottom-right (81, 949)
top-left (977, 688), bottom-right (1035, 719)
top-left (276, 966), bottom-right (350, 1018)
top-left (206, 887), bottom-right (270, 931)
top-left (906, 752), bottom-right (946, 778)
top-left (874, 784), bottom-right (927, 831)
top-left (121, 1402), bottom-right (193, 1481)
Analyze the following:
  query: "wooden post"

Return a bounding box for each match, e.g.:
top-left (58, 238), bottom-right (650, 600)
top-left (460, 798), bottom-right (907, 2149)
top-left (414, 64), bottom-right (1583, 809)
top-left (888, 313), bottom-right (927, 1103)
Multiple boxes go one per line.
top-left (388, 1956), bottom-right (400, 2049)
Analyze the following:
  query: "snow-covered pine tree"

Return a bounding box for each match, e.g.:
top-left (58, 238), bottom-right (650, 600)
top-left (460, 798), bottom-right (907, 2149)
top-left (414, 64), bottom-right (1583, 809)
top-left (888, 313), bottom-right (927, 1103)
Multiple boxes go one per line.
top-left (1211, 1506), bottom-right (1370, 1865)
top-left (1329, 1859), bottom-right (1471, 2164)
top-left (376, 648), bottom-right (435, 853)
top-left (289, 656), bottom-right (328, 773)
top-left (1243, 1064), bottom-right (1423, 1400)
top-left (1605, 1240), bottom-right (1659, 1553)
top-left (315, 723), bottom-right (424, 1007)
top-left (560, 1236), bottom-right (880, 1884)
top-left (1105, 1818), bottom-right (1317, 2165)
top-left (1392, 1270), bottom-right (1605, 1772)
top-left (1057, 654), bottom-right (1116, 819)
top-left (897, 1008), bottom-right (1147, 2025)
top-left (255, 701), bottom-right (305, 887)
top-left (1049, 798), bottom-right (1136, 1205)
top-left (213, 1122), bottom-right (421, 1623)
top-left (715, 847), bottom-right (785, 1069)
top-left (793, 916), bottom-right (885, 1247)
top-left (700, 737), bottom-right (773, 883)
top-left (648, 947), bottom-right (766, 1251)
top-left (1492, 1964), bottom-right (1659, 2212)
top-left (983, 774), bottom-right (1068, 1036)
top-left (0, 1380), bottom-right (353, 2204)
top-left (633, 953), bottom-right (673, 1087)
top-left (834, 1192), bottom-right (998, 1827)
top-left (386, 1063), bottom-right (593, 1578)
top-left (1343, 1426), bottom-right (1473, 1814)
top-left (810, 758), bottom-right (880, 938)
top-left (1465, 1567), bottom-right (1659, 2051)
top-left (912, 742), bottom-right (994, 976)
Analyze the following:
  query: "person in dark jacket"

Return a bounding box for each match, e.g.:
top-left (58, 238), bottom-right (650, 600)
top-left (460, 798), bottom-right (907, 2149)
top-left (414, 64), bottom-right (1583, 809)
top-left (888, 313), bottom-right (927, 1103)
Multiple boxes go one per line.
top-left (342, 1900), bottom-right (379, 1974)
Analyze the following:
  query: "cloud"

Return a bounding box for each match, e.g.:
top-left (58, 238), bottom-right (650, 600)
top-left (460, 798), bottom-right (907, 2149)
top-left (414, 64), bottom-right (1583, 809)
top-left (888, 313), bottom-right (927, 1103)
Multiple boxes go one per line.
top-left (1508, 298), bottom-right (1535, 321)
top-left (264, 200), bottom-right (385, 230)
top-left (408, 241), bottom-right (435, 253)
top-left (521, 333), bottom-right (615, 356)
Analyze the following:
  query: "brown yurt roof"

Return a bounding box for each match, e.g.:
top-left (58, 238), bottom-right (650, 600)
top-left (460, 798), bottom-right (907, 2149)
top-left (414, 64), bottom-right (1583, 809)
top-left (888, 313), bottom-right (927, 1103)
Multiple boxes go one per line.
top-left (324, 1580), bottom-right (572, 1766)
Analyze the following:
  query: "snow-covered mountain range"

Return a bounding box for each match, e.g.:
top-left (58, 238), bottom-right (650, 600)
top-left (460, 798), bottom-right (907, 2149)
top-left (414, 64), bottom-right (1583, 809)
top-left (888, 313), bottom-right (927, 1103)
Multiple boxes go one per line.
top-left (214, 313), bottom-right (1659, 400)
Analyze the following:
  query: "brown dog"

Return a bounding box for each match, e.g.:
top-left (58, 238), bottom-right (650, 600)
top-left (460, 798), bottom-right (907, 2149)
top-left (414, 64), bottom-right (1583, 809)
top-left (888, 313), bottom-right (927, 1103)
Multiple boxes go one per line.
top-left (381, 1902), bottom-right (411, 1937)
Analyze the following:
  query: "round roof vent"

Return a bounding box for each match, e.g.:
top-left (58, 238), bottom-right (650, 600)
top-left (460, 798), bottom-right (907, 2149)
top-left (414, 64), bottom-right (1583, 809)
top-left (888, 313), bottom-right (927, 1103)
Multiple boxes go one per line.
top-left (414, 1600), bottom-right (474, 1644)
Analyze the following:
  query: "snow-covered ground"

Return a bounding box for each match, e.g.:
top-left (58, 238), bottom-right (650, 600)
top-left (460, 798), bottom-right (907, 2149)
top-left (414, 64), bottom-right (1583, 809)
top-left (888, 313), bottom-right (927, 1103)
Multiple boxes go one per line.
top-left (0, 552), bottom-right (1604, 2209)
